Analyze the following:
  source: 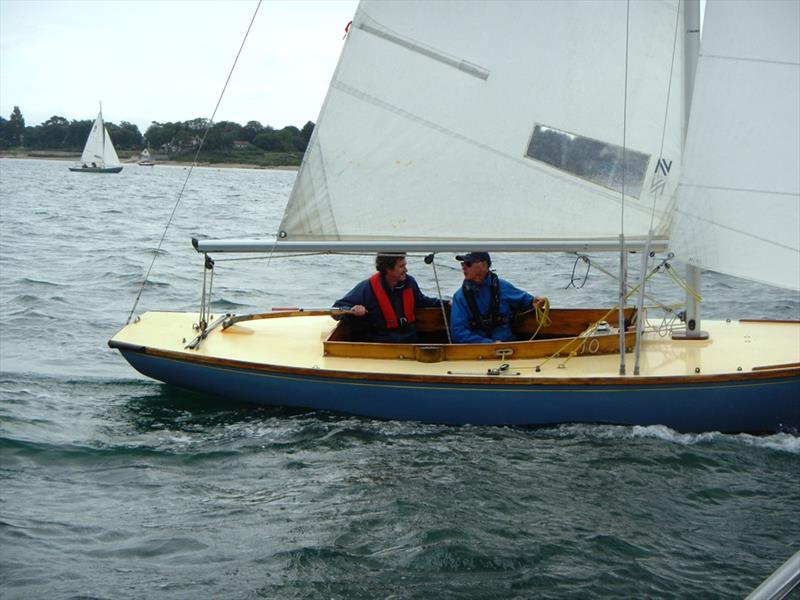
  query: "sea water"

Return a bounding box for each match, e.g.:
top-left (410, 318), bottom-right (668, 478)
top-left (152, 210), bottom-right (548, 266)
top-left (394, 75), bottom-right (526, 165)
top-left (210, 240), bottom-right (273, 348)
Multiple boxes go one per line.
top-left (1, 158), bottom-right (798, 599)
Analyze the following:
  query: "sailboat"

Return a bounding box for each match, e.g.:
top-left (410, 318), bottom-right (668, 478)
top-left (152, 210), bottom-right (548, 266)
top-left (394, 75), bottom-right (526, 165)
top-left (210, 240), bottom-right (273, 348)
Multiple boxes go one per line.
top-left (138, 146), bottom-right (155, 167)
top-left (69, 104), bottom-right (123, 173)
top-left (109, 0), bottom-right (799, 433)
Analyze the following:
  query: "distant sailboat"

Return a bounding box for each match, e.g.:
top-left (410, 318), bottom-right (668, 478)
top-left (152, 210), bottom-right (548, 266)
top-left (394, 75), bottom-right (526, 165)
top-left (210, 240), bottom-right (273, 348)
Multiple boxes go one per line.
top-left (138, 146), bottom-right (155, 167)
top-left (69, 104), bottom-right (123, 173)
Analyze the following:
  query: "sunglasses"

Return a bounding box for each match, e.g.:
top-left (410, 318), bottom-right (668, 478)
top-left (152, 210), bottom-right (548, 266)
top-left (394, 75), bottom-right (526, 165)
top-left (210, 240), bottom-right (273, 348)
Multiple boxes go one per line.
top-left (461, 261), bottom-right (474, 267)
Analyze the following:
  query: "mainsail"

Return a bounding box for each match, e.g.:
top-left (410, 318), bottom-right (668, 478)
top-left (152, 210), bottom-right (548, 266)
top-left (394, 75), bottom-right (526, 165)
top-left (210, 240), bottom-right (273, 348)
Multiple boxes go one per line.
top-left (669, 0), bottom-right (800, 291)
top-left (80, 109), bottom-right (121, 168)
top-left (280, 0), bottom-right (686, 245)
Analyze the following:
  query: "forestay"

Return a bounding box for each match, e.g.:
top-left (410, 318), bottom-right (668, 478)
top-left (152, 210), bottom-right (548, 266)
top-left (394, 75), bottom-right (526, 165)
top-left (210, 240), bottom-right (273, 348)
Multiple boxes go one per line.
top-left (279, 0), bottom-right (685, 246)
top-left (669, 0), bottom-right (800, 291)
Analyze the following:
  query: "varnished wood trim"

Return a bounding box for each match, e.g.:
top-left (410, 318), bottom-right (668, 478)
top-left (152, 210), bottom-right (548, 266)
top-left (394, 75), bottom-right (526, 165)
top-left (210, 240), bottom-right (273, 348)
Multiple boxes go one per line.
top-left (324, 330), bottom-right (635, 361)
top-left (223, 310), bottom-right (336, 324)
top-left (413, 306), bottom-right (636, 335)
top-left (324, 306), bottom-right (639, 361)
top-left (740, 319), bottom-right (800, 324)
top-left (753, 362), bottom-right (800, 371)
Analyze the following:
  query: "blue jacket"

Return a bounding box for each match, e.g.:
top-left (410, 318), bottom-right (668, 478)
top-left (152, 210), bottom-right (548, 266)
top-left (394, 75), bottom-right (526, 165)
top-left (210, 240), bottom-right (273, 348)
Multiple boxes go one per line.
top-left (451, 274), bottom-right (534, 343)
top-left (333, 274), bottom-right (442, 343)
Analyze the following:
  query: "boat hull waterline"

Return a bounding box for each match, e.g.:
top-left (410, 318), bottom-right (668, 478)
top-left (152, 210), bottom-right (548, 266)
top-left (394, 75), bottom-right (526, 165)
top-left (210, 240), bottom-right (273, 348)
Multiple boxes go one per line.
top-left (109, 312), bottom-right (800, 433)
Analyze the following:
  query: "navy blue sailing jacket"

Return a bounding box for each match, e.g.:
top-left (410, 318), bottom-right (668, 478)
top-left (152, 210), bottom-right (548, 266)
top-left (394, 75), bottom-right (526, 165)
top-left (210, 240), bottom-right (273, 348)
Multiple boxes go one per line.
top-left (333, 275), bottom-right (442, 343)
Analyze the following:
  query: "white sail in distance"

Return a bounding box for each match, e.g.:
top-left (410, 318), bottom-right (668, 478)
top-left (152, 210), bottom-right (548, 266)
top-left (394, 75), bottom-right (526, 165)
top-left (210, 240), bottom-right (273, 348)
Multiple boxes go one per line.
top-left (280, 0), bottom-right (685, 245)
top-left (670, 0), bottom-right (800, 291)
top-left (80, 109), bottom-right (121, 168)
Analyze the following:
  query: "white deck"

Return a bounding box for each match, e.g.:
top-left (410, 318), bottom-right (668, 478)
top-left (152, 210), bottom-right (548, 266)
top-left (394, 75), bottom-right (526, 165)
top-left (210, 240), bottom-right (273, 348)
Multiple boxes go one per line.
top-left (112, 312), bottom-right (800, 380)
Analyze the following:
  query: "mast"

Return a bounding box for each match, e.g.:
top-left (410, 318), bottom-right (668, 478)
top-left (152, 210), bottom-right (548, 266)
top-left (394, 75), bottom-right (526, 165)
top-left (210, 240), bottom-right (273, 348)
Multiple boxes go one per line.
top-left (675, 0), bottom-right (708, 341)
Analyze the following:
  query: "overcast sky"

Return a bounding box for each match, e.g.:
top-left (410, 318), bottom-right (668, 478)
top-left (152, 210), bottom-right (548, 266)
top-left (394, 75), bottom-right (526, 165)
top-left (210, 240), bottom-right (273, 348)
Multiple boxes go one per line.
top-left (0, 0), bottom-right (359, 133)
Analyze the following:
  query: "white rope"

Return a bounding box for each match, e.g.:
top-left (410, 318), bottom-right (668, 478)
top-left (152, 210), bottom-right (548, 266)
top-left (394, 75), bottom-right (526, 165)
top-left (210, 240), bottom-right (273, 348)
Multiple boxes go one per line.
top-left (649, 1), bottom-right (682, 231)
top-left (620, 0), bottom-right (630, 232)
top-left (618, 1), bottom-right (631, 375)
top-left (126, 1), bottom-right (262, 324)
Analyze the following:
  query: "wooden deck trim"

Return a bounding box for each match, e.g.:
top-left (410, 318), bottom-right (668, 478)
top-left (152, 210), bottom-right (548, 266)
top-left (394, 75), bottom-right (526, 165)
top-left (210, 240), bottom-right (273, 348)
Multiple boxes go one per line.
top-left (740, 319), bottom-right (800, 324)
top-left (323, 330), bottom-right (637, 361)
top-left (222, 310), bottom-right (338, 327)
top-left (120, 343), bottom-right (800, 387)
top-left (753, 362), bottom-right (800, 371)
top-left (324, 306), bottom-right (638, 361)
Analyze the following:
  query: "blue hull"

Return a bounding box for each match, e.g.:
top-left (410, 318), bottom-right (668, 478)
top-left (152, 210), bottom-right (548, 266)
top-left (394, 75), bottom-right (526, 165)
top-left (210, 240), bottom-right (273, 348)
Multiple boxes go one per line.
top-left (119, 350), bottom-right (800, 433)
top-left (69, 166), bottom-right (123, 173)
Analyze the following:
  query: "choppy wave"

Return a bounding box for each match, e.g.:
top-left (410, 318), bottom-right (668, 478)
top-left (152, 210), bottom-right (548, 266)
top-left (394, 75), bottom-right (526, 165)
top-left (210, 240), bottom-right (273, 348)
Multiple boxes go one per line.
top-left (1, 159), bottom-right (798, 599)
top-left (608, 424), bottom-right (800, 454)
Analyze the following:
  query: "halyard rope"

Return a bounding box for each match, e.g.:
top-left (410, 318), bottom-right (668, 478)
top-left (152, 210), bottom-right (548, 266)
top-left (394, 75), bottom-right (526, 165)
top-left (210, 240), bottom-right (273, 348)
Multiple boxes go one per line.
top-left (664, 262), bottom-right (703, 303)
top-left (516, 298), bottom-right (552, 341)
top-left (125, 1), bottom-right (262, 324)
top-left (534, 254), bottom-right (702, 372)
top-left (649, 2), bottom-right (682, 232)
top-left (617, 0), bottom-right (632, 376)
top-left (532, 265), bottom-right (664, 372)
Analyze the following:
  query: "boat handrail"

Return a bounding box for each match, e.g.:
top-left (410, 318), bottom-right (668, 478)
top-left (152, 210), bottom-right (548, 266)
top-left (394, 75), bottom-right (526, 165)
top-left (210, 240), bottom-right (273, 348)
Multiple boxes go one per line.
top-left (745, 550), bottom-right (800, 600)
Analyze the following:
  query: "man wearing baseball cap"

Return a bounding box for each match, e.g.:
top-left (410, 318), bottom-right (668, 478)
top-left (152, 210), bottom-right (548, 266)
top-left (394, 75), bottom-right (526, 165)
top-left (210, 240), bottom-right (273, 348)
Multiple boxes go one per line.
top-left (451, 252), bottom-right (546, 343)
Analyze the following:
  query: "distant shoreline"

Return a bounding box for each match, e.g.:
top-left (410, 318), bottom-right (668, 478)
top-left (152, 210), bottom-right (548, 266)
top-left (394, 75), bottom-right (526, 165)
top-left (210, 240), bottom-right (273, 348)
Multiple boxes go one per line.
top-left (0, 151), bottom-right (300, 171)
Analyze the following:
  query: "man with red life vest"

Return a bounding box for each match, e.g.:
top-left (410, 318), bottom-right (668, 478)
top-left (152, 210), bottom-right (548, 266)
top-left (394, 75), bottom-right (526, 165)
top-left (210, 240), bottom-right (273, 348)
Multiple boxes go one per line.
top-left (450, 252), bottom-right (547, 344)
top-left (333, 253), bottom-right (444, 343)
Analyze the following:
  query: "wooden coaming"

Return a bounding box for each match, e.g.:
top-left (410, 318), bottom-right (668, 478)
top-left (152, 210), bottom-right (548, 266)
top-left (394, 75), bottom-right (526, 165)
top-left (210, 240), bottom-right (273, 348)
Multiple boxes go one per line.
top-left (324, 307), bottom-right (637, 361)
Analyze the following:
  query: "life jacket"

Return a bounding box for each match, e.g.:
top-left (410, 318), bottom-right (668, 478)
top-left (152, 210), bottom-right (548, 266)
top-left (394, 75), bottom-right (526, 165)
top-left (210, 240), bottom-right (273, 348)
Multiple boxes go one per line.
top-left (462, 272), bottom-right (508, 334)
top-left (369, 273), bottom-right (415, 329)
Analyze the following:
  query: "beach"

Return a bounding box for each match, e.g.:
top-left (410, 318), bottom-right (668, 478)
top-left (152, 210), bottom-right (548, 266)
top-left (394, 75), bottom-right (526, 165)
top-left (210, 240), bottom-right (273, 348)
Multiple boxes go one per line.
top-left (0, 151), bottom-right (300, 170)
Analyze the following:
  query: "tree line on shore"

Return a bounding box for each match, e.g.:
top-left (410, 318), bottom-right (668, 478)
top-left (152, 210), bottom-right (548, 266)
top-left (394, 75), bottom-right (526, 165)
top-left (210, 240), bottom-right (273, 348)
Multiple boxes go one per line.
top-left (0, 106), bottom-right (313, 155)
